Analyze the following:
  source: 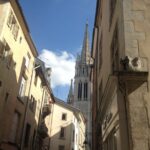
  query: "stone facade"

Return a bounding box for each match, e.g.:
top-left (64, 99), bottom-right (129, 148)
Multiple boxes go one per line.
top-left (91, 0), bottom-right (150, 150)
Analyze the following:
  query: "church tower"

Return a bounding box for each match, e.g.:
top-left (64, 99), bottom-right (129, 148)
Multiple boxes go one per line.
top-left (68, 23), bottom-right (92, 149)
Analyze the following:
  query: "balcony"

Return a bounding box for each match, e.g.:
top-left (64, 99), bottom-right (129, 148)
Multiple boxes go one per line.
top-left (38, 121), bottom-right (48, 139)
top-left (42, 104), bottom-right (51, 118)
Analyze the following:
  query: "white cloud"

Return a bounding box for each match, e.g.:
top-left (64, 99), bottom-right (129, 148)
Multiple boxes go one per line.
top-left (39, 49), bottom-right (76, 88)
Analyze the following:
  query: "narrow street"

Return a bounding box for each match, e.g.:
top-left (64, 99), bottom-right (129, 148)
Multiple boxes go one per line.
top-left (0, 0), bottom-right (150, 150)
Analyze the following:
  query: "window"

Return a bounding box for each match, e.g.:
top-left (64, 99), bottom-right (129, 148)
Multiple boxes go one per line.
top-left (25, 54), bottom-right (30, 69)
top-left (24, 123), bottom-right (31, 147)
top-left (58, 145), bottom-right (65, 150)
top-left (7, 10), bottom-right (14, 29)
top-left (0, 39), bottom-right (13, 68)
top-left (5, 92), bottom-right (9, 102)
top-left (44, 92), bottom-right (49, 104)
top-left (29, 95), bottom-right (37, 113)
top-left (12, 23), bottom-right (19, 40)
top-left (60, 127), bottom-right (65, 138)
top-left (9, 111), bottom-right (20, 142)
top-left (7, 51), bottom-right (13, 68)
top-left (19, 36), bottom-right (22, 43)
top-left (62, 113), bottom-right (67, 120)
top-left (103, 129), bottom-right (117, 150)
top-left (19, 76), bottom-right (27, 98)
top-left (7, 10), bottom-right (19, 40)
top-left (84, 82), bottom-right (88, 99)
top-left (0, 39), bottom-right (10, 57)
top-left (3, 42), bottom-right (10, 58)
top-left (111, 25), bottom-right (119, 73)
top-left (78, 82), bottom-right (82, 100)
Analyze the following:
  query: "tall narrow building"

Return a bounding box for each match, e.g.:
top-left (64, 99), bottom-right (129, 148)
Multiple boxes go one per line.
top-left (91, 0), bottom-right (150, 150)
top-left (68, 23), bottom-right (92, 149)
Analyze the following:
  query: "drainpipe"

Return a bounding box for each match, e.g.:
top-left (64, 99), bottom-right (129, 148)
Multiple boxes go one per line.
top-left (20, 63), bottom-right (40, 150)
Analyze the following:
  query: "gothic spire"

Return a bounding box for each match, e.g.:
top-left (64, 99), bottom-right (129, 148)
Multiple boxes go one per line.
top-left (81, 22), bottom-right (91, 64)
top-left (67, 79), bottom-right (74, 104)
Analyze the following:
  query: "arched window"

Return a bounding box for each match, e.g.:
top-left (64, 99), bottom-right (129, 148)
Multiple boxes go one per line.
top-left (78, 82), bottom-right (82, 100)
top-left (84, 82), bottom-right (88, 99)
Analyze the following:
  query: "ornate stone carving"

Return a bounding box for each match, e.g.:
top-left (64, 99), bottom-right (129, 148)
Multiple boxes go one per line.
top-left (120, 56), bottom-right (142, 71)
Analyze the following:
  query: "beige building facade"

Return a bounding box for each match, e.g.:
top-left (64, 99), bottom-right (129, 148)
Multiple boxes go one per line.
top-left (91, 0), bottom-right (150, 150)
top-left (48, 98), bottom-right (86, 150)
top-left (0, 1), bottom-right (54, 150)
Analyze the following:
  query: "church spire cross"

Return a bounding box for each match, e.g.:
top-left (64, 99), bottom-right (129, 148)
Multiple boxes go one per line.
top-left (81, 22), bottom-right (90, 64)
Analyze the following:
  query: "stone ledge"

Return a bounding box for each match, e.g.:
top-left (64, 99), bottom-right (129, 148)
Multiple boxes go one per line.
top-left (118, 71), bottom-right (148, 82)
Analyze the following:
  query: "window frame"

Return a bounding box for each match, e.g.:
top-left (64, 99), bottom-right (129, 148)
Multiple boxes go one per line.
top-left (29, 95), bottom-right (36, 113)
top-left (18, 76), bottom-right (27, 98)
top-left (7, 10), bottom-right (19, 40)
top-left (59, 127), bottom-right (65, 139)
top-left (83, 82), bottom-right (88, 99)
top-left (25, 54), bottom-right (30, 69)
top-left (78, 82), bottom-right (82, 100)
top-left (62, 113), bottom-right (67, 121)
top-left (24, 123), bottom-right (31, 147)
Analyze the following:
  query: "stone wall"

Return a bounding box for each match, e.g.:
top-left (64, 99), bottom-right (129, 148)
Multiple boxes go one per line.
top-left (123, 2), bottom-right (150, 149)
top-left (123, 0), bottom-right (150, 71)
top-left (126, 81), bottom-right (149, 150)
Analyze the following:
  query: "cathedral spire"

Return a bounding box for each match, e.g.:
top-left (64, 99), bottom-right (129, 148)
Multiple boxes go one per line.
top-left (81, 22), bottom-right (90, 64)
top-left (67, 79), bottom-right (74, 104)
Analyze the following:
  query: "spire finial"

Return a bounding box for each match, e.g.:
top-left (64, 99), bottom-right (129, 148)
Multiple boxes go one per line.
top-left (80, 21), bottom-right (90, 64)
top-left (86, 19), bottom-right (88, 25)
top-left (86, 19), bottom-right (88, 31)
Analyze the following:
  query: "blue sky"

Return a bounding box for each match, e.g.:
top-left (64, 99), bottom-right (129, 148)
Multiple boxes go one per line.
top-left (20, 0), bottom-right (96, 101)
